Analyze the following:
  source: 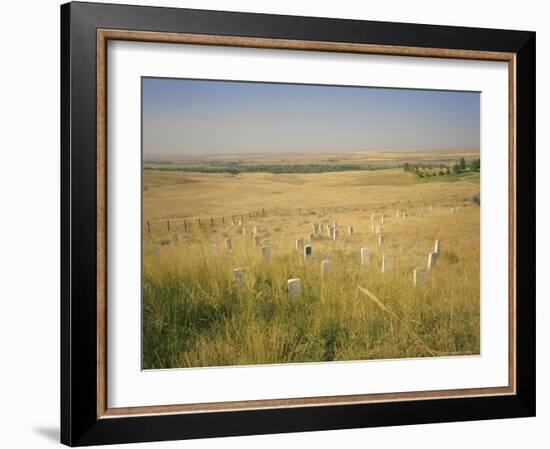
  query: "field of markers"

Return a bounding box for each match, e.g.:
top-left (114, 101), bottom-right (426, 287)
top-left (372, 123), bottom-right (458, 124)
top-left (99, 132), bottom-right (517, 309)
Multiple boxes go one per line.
top-left (142, 166), bottom-right (480, 369)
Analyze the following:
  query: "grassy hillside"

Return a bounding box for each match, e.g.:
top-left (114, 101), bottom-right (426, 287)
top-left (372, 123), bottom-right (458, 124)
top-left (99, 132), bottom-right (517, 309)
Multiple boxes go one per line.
top-left (142, 160), bottom-right (480, 369)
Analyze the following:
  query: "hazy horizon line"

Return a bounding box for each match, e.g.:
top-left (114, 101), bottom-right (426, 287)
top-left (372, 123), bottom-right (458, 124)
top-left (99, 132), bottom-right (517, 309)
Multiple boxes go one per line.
top-left (143, 147), bottom-right (481, 159)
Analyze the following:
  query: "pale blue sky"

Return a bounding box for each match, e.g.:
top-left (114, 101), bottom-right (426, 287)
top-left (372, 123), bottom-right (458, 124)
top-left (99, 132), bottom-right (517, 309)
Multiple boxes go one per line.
top-left (142, 77), bottom-right (480, 156)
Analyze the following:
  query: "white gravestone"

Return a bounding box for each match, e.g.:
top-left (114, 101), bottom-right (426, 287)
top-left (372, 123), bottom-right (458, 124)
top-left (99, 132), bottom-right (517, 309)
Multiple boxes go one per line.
top-left (327, 225), bottom-right (333, 239)
top-left (224, 238), bottom-right (232, 250)
top-left (378, 234), bottom-right (385, 247)
top-left (348, 226), bottom-right (354, 235)
top-left (312, 223), bottom-right (318, 234)
top-left (414, 268), bottom-right (427, 286)
top-left (434, 239), bottom-right (441, 254)
top-left (287, 278), bottom-right (302, 297)
top-left (361, 248), bottom-right (369, 266)
top-left (374, 225), bottom-right (381, 235)
top-left (233, 267), bottom-right (244, 285)
top-left (304, 245), bottom-right (312, 260)
top-left (428, 251), bottom-right (438, 270)
top-left (333, 229), bottom-right (339, 240)
top-left (321, 259), bottom-right (332, 276)
top-left (254, 235), bottom-right (261, 247)
top-left (382, 255), bottom-right (395, 273)
top-left (396, 210), bottom-right (400, 218)
top-left (381, 215), bottom-right (385, 225)
top-left (296, 238), bottom-right (304, 252)
top-left (252, 226), bottom-right (258, 235)
top-left (261, 245), bottom-right (271, 261)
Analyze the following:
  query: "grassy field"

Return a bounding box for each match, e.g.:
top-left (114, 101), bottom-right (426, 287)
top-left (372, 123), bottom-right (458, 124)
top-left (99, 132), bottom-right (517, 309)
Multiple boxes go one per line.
top-left (142, 152), bottom-right (480, 369)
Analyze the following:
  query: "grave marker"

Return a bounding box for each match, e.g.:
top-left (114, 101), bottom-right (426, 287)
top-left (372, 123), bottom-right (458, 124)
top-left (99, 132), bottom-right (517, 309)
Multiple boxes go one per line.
top-left (224, 238), bottom-right (232, 250)
top-left (428, 251), bottom-right (438, 270)
top-left (333, 229), bottom-right (339, 240)
top-left (321, 259), bottom-right (332, 276)
top-left (296, 238), bottom-right (304, 252)
top-left (254, 235), bottom-right (261, 247)
top-left (434, 239), bottom-right (441, 254)
top-left (233, 267), bottom-right (244, 285)
top-left (287, 278), bottom-right (302, 297)
top-left (252, 226), bottom-right (258, 234)
top-left (414, 268), bottom-right (427, 286)
top-left (361, 248), bottom-right (369, 266)
top-left (381, 215), bottom-right (385, 225)
top-left (261, 245), bottom-right (271, 261)
top-left (378, 234), bottom-right (385, 247)
top-left (382, 254), bottom-right (395, 273)
top-left (348, 226), bottom-right (354, 235)
top-left (304, 245), bottom-right (312, 260)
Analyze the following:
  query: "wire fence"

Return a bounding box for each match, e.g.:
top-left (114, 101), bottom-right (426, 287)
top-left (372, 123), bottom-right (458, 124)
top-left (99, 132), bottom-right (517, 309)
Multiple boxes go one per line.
top-left (145, 197), bottom-right (475, 234)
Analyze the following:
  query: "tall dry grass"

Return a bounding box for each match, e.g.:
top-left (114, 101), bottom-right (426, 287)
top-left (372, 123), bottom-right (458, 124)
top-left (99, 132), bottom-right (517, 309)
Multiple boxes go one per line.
top-left (143, 198), bottom-right (479, 369)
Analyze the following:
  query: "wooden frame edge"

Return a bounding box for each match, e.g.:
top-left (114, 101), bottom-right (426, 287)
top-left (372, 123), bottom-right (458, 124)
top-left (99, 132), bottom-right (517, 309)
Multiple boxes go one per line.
top-left (96, 28), bottom-right (517, 419)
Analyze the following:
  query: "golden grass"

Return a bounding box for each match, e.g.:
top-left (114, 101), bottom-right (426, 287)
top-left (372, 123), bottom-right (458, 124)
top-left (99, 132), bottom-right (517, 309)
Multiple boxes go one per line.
top-left (142, 167), bottom-right (480, 369)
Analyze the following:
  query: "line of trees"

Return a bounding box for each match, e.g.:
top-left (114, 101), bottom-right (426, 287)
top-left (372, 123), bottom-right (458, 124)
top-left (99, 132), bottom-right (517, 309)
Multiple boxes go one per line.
top-left (144, 163), bottom-right (385, 175)
top-left (404, 158), bottom-right (480, 178)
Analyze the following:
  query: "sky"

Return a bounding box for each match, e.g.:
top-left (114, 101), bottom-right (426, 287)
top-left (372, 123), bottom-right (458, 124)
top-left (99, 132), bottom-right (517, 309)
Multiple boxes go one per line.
top-left (142, 77), bottom-right (480, 156)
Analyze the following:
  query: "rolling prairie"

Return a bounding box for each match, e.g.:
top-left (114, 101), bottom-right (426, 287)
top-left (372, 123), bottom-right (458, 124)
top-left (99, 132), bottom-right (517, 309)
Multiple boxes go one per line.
top-left (142, 151), bottom-right (480, 369)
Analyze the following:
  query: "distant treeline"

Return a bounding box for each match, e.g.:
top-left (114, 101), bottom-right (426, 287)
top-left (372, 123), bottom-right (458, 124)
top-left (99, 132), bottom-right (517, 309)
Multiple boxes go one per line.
top-left (144, 164), bottom-right (385, 174)
top-left (403, 158), bottom-right (480, 177)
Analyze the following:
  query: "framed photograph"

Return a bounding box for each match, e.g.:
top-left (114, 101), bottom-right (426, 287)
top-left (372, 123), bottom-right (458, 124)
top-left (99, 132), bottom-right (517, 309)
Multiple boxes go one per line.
top-left (61, 2), bottom-right (535, 446)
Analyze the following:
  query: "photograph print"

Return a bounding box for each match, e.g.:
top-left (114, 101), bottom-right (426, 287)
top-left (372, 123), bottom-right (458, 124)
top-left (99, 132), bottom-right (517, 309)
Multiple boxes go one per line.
top-left (141, 77), bottom-right (481, 370)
